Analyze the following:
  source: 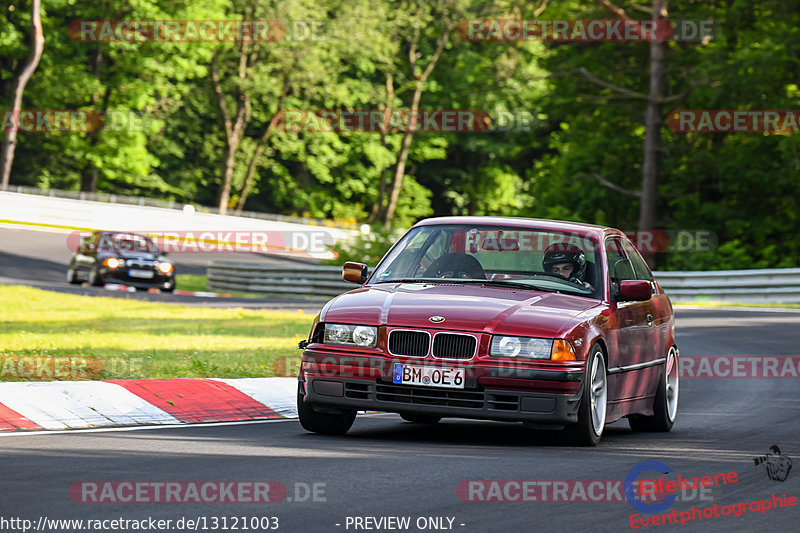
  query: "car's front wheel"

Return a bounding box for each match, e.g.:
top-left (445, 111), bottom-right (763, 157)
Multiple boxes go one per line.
top-left (88, 266), bottom-right (104, 287)
top-left (162, 279), bottom-right (175, 293)
top-left (629, 346), bottom-right (679, 432)
top-left (564, 343), bottom-right (607, 446)
top-left (297, 384), bottom-right (356, 435)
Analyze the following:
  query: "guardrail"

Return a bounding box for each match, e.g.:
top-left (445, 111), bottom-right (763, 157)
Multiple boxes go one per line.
top-left (653, 268), bottom-right (800, 303)
top-left (207, 264), bottom-right (353, 299)
top-left (207, 263), bottom-right (800, 303)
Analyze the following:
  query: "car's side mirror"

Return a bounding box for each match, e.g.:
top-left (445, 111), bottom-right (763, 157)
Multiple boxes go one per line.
top-left (342, 262), bottom-right (368, 284)
top-left (619, 280), bottom-right (652, 301)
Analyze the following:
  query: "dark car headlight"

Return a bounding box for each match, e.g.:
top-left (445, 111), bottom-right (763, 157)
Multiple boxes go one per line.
top-left (490, 336), bottom-right (554, 359)
top-left (156, 262), bottom-right (174, 274)
top-left (323, 323), bottom-right (378, 347)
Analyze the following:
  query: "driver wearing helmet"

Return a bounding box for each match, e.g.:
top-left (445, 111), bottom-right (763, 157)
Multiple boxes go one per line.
top-left (542, 243), bottom-right (593, 289)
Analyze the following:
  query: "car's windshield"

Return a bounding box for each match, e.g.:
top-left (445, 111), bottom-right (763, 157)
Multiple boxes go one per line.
top-left (370, 224), bottom-right (602, 298)
top-left (98, 233), bottom-right (156, 253)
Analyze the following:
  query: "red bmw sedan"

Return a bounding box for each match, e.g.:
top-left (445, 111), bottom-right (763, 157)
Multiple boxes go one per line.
top-left (297, 217), bottom-right (679, 445)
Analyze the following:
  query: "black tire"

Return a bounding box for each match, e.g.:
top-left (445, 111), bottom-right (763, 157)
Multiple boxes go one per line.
top-left (88, 266), bottom-right (104, 286)
top-left (162, 279), bottom-right (176, 293)
top-left (563, 344), bottom-right (607, 446)
top-left (629, 346), bottom-right (679, 432)
top-left (400, 413), bottom-right (441, 424)
top-left (297, 385), bottom-right (356, 435)
top-left (66, 266), bottom-right (81, 284)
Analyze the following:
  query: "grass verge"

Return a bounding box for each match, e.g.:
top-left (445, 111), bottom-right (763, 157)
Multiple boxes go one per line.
top-left (0, 285), bottom-right (312, 381)
top-left (175, 274), bottom-right (268, 299)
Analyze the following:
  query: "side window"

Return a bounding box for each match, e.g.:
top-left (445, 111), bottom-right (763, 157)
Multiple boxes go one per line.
top-left (605, 238), bottom-right (634, 282)
top-left (417, 231), bottom-right (448, 273)
top-left (622, 240), bottom-right (654, 282)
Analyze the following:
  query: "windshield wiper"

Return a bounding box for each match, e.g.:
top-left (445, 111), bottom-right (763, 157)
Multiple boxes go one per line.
top-left (373, 277), bottom-right (447, 284)
top-left (467, 278), bottom-right (593, 295)
top-left (455, 278), bottom-right (557, 292)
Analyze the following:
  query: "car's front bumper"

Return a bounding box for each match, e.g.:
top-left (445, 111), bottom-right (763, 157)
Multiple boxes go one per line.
top-left (101, 269), bottom-right (174, 289)
top-left (300, 351), bottom-right (585, 424)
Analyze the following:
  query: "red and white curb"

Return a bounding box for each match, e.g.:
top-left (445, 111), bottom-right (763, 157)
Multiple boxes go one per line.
top-left (0, 377), bottom-right (297, 431)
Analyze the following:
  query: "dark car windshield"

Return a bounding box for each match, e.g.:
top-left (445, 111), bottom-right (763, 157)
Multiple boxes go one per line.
top-left (370, 224), bottom-right (602, 299)
top-left (97, 233), bottom-right (157, 253)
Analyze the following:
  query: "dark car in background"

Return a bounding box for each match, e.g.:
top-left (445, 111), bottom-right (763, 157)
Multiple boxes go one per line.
top-left (297, 217), bottom-right (679, 446)
top-left (66, 231), bottom-right (176, 292)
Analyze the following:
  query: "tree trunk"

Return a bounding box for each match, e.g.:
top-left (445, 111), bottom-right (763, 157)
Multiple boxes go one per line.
top-left (368, 72), bottom-right (395, 224)
top-left (211, 47), bottom-right (250, 216)
top-left (235, 129), bottom-right (273, 214)
top-left (219, 140), bottom-right (239, 214)
top-left (382, 23), bottom-right (452, 228)
top-left (80, 165), bottom-right (98, 193)
top-left (80, 84), bottom-right (111, 192)
top-left (639, 0), bottom-right (667, 266)
top-left (0, 0), bottom-right (44, 190)
top-left (235, 76), bottom-right (289, 214)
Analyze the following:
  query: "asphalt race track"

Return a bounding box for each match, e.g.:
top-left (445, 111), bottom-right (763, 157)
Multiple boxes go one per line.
top-left (2, 227), bottom-right (800, 532)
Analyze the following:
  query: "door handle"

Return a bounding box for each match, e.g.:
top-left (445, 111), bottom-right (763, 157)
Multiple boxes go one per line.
top-left (646, 313), bottom-right (654, 326)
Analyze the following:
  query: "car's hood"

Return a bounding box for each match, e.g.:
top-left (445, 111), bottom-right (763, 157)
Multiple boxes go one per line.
top-left (322, 283), bottom-right (602, 338)
top-left (102, 251), bottom-right (163, 261)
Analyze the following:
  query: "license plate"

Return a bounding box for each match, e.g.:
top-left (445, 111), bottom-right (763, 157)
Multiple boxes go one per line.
top-left (128, 269), bottom-right (154, 279)
top-left (392, 363), bottom-right (465, 389)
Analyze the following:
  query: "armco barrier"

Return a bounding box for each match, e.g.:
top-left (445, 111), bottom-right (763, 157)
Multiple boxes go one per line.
top-left (653, 268), bottom-right (800, 303)
top-left (207, 264), bottom-right (800, 303)
top-left (207, 264), bottom-right (353, 299)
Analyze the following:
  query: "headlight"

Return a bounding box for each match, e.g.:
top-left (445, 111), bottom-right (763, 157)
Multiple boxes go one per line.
top-left (323, 323), bottom-right (378, 347)
top-left (103, 257), bottom-right (124, 268)
top-left (490, 336), bottom-right (554, 359)
top-left (156, 262), bottom-right (173, 273)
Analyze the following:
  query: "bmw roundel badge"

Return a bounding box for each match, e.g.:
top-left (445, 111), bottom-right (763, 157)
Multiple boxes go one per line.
top-left (429, 315), bottom-right (445, 323)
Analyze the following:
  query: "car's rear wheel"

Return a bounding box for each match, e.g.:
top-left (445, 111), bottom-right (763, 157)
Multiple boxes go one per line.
top-left (564, 344), bottom-right (607, 446)
top-left (297, 384), bottom-right (356, 435)
top-left (400, 413), bottom-right (441, 424)
top-left (629, 346), bottom-right (679, 432)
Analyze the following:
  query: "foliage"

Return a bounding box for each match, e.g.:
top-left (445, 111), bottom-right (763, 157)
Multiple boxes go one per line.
top-left (323, 226), bottom-right (402, 266)
top-left (3, 0), bottom-right (800, 269)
